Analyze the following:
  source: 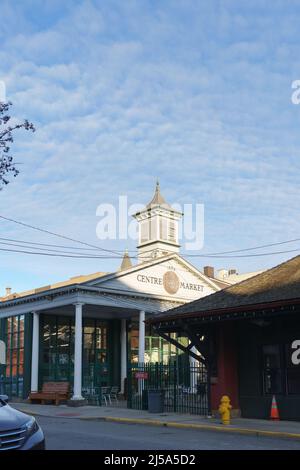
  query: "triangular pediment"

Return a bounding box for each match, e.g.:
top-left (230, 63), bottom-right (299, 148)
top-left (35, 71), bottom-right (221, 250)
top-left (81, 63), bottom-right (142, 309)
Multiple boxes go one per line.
top-left (86, 254), bottom-right (221, 301)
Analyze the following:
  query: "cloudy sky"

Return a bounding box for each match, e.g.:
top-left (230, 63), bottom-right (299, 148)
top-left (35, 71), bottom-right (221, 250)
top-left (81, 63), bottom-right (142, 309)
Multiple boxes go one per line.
top-left (1, 0), bottom-right (300, 293)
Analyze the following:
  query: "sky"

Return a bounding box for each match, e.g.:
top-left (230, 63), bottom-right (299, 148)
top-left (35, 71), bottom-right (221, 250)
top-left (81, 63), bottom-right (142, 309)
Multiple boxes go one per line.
top-left (1, 0), bottom-right (300, 293)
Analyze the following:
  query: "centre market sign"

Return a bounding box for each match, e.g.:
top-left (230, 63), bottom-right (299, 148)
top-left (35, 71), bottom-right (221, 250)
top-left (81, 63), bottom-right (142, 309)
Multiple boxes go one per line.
top-left (136, 271), bottom-right (204, 295)
top-left (292, 340), bottom-right (300, 365)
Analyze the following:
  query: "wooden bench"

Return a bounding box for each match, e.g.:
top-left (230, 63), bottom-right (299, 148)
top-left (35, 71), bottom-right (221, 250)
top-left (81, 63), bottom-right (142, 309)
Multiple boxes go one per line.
top-left (29, 381), bottom-right (70, 405)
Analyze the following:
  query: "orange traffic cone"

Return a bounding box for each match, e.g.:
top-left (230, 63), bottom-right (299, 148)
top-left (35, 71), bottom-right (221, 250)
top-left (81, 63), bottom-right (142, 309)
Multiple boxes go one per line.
top-left (270, 395), bottom-right (280, 420)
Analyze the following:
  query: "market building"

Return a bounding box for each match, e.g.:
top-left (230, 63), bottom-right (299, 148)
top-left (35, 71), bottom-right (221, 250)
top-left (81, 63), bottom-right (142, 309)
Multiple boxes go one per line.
top-left (148, 255), bottom-right (300, 420)
top-left (0, 183), bottom-right (226, 402)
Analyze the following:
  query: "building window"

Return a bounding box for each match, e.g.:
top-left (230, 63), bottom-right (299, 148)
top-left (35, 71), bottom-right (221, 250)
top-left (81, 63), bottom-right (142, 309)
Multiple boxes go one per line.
top-left (140, 221), bottom-right (149, 244)
top-left (42, 315), bottom-right (73, 383)
top-left (82, 319), bottom-right (108, 388)
top-left (41, 315), bottom-right (109, 389)
top-left (159, 218), bottom-right (176, 243)
top-left (262, 342), bottom-right (300, 395)
top-left (168, 220), bottom-right (176, 243)
top-left (4, 315), bottom-right (24, 398)
top-left (129, 321), bottom-right (188, 364)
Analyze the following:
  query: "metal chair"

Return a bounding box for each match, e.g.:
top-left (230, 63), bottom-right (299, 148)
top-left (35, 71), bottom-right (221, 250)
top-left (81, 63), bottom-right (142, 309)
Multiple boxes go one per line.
top-left (82, 386), bottom-right (100, 406)
top-left (110, 386), bottom-right (119, 403)
top-left (101, 386), bottom-right (111, 406)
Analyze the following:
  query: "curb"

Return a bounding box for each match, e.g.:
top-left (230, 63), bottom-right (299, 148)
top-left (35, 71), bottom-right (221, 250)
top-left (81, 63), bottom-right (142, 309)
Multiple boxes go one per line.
top-left (81, 416), bottom-right (300, 441)
top-left (14, 408), bottom-right (300, 441)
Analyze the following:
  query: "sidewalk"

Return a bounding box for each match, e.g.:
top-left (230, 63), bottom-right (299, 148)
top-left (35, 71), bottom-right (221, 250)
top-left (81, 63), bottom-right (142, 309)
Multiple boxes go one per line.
top-left (10, 402), bottom-right (300, 441)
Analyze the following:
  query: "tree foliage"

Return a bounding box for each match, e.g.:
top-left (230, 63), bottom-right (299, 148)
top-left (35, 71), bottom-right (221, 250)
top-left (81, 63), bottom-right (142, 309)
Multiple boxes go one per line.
top-left (0, 102), bottom-right (35, 188)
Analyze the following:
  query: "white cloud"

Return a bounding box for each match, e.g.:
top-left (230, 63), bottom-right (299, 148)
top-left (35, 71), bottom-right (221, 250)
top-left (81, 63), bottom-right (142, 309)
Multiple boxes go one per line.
top-left (0, 1), bottom-right (300, 293)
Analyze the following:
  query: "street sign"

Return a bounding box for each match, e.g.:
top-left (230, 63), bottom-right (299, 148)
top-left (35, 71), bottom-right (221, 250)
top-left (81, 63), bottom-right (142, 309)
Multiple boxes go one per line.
top-left (0, 340), bottom-right (5, 365)
top-left (134, 371), bottom-right (148, 380)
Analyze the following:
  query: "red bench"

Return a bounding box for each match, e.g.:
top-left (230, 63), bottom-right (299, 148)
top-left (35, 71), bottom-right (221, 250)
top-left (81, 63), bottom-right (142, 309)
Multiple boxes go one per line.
top-left (29, 381), bottom-right (70, 405)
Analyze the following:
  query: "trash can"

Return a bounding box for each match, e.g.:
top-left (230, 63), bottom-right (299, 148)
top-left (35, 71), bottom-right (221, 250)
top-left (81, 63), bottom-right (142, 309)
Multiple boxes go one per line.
top-left (148, 389), bottom-right (164, 413)
top-left (142, 389), bottom-right (148, 410)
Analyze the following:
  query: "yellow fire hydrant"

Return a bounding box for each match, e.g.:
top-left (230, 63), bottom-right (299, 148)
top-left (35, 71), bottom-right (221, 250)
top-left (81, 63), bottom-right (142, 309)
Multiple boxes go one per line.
top-left (219, 395), bottom-right (232, 425)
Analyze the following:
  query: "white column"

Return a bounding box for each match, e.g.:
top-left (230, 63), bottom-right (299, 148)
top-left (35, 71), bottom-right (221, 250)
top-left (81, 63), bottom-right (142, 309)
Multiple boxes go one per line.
top-left (31, 312), bottom-right (39, 393)
top-left (72, 303), bottom-right (84, 400)
top-left (190, 346), bottom-right (198, 393)
top-left (120, 319), bottom-right (127, 393)
top-left (138, 310), bottom-right (145, 364)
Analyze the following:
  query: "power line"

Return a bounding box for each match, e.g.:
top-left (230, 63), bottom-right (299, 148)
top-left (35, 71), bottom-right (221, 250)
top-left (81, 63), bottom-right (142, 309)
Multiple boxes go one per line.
top-left (184, 247), bottom-right (300, 259)
top-left (181, 237), bottom-right (300, 257)
top-left (0, 240), bottom-right (125, 258)
top-left (137, 237), bottom-right (300, 259)
top-left (0, 244), bottom-right (298, 260)
top-left (0, 236), bottom-right (110, 251)
top-left (0, 246), bottom-right (124, 259)
top-left (0, 215), bottom-right (299, 260)
top-left (0, 214), bottom-right (126, 257)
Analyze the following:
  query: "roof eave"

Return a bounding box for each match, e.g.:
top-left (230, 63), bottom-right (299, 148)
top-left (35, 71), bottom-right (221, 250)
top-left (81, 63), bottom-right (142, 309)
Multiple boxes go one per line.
top-left (148, 296), bottom-right (300, 325)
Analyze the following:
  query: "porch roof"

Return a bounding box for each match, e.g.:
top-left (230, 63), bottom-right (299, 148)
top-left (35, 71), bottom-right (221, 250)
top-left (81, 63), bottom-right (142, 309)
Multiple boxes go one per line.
top-left (0, 282), bottom-right (180, 319)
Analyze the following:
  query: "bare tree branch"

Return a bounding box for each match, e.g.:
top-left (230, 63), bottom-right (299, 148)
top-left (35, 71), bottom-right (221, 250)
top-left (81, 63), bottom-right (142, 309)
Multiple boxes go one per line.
top-left (0, 102), bottom-right (35, 188)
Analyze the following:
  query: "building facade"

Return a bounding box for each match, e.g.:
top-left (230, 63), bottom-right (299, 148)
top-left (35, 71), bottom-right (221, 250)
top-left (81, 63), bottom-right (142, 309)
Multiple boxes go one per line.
top-left (0, 184), bottom-right (223, 401)
top-left (149, 255), bottom-right (300, 420)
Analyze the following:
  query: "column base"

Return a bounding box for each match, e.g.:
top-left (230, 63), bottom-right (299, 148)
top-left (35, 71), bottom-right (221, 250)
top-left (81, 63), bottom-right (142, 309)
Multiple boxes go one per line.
top-left (68, 397), bottom-right (87, 407)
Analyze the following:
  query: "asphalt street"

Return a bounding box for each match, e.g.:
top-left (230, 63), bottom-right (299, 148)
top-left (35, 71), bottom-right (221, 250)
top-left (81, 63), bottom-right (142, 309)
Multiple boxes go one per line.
top-left (36, 416), bottom-right (300, 450)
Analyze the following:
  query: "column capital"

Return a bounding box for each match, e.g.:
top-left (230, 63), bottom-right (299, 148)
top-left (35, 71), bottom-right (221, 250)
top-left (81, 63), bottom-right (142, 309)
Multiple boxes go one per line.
top-left (73, 302), bottom-right (85, 307)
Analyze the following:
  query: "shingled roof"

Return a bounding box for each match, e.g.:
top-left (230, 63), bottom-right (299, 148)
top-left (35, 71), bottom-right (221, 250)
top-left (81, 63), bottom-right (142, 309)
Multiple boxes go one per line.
top-left (150, 254), bottom-right (300, 322)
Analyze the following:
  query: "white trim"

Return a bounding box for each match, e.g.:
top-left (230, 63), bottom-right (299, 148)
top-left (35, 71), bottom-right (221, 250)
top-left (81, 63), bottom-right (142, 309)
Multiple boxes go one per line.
top-left (86, 253), bottom-right (221, 292)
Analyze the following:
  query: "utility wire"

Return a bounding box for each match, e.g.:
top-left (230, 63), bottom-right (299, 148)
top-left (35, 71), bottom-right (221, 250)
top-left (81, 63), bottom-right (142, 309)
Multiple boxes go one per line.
top-left (0, 244), bottom-right (298, 259)
top-left (0, 240), bottom-right (125, 258)
top-left (0, 232), bottom-right (300, 260)
top-left (0, 215), bottom-right (300, 260)
top-left (0, 247), bottom-right (124, 259)
top-left (0, 214), bottom-right (126, 257)
top-left (0, 236), bottom-right (112, 251)
top-left (137, 236), bottom-right (300, 259)
top-left (180, 237), bottom-right (300, 257)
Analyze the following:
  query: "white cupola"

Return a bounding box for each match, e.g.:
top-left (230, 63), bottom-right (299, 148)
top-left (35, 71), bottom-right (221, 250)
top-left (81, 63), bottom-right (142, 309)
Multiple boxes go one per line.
top-left (133, 182), bottom-right (183, 262)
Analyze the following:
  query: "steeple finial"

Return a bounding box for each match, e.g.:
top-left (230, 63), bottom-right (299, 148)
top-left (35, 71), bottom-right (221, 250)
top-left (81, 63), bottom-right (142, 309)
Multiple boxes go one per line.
top-left (119, 248), bottom-right (133, 271)
top-left (146, 180), bottom-right (169, 209)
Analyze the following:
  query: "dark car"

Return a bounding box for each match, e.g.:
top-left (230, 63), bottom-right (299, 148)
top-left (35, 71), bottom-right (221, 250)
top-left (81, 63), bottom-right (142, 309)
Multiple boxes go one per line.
top-left (0, 395), bottom-right (45, 450)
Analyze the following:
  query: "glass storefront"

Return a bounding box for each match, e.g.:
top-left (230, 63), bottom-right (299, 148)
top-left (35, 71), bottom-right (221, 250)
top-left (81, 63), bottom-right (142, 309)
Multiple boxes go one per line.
top-left (41, 315), bottom-right (75, 383)
top-left (82, 319), bottom-right (109, 389)
top-left (0, 314), bottom-right (192, 400)
top-left (2, 315), bottom-right (25, 398)
top-left (129, 320), bottom-right (189, 364)
top-left (40, 315), bottom-right (109, 390)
